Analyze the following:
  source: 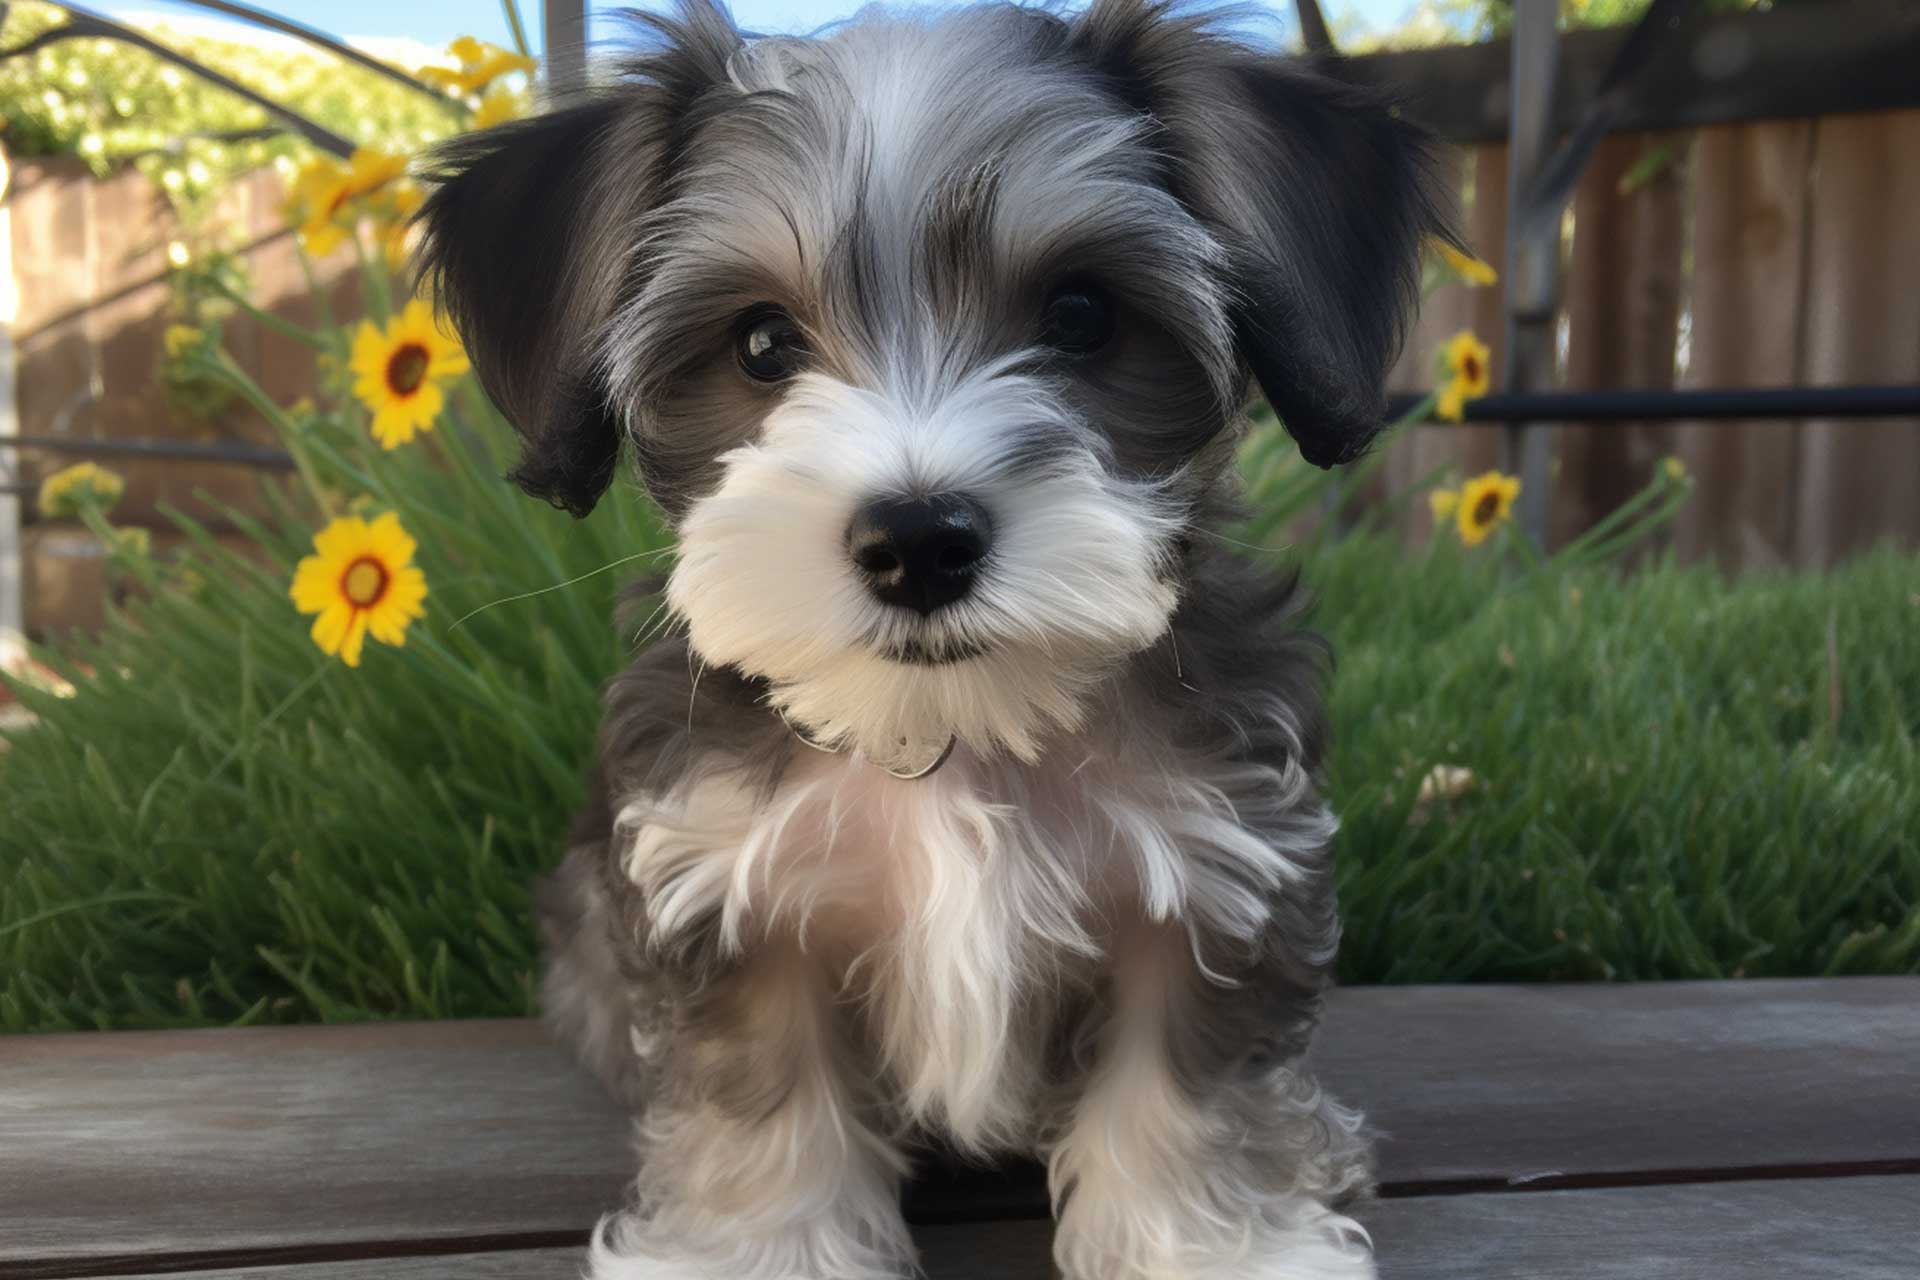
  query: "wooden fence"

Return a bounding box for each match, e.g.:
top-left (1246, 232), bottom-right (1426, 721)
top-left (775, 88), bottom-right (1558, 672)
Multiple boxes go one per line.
top-left (4, 109), bottom-right (1919, 631)
top-left (1386, 109), bottom-right (1920, 568)
top-left (4, 154), bottom-right (355, 630)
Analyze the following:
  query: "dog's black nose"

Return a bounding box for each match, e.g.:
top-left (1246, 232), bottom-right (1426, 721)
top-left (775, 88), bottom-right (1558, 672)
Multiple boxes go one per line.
top-left (847, 494), bottom-right (993, 616)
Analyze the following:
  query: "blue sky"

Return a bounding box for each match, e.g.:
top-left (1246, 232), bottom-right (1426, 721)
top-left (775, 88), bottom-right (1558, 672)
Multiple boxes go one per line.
top-left (111, 0), bottom-right (1424, 52)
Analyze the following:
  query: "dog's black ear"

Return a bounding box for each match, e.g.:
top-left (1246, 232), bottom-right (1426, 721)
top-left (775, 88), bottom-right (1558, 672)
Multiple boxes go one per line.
top-left (1072, 0), bottom-right (1449, 467)
top-left (417, 103), bottom-right (630, 516)
top-left (416, 1), bottom-right (740, 516)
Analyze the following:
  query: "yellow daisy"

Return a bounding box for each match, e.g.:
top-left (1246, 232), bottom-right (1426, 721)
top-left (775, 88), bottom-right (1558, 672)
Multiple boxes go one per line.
top-left (1436, 330), bottom-right (1493, 422)
top-left (1433, 239), bottom-right (1499, 287)
top-left (419, 36), bottom-right (537, 96)
top-left (349, 299), bottom-right (471, 449)
top-left (37, 461), bottom-right (126, 518)
top-left (285, 148), bottom-right (409, 257)
top-left (285, 155), bottom-right (353, 255)
top-left (370, 180), bottom-right (426, 270)
top-left (471, 87), bottom-right (526, 130)
top-left (289, 512), bottom-right (428, 668)
top-left (1455, 471), bottom-right (1521, 547)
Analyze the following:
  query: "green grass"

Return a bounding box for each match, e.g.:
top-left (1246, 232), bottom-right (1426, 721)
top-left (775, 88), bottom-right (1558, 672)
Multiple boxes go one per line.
top-left (6, 473), bottom-right (1915, 1031)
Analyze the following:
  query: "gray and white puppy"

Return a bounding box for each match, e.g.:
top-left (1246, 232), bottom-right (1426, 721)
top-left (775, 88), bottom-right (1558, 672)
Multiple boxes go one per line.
top-left (420, 2), bottom-right (1442, 1276)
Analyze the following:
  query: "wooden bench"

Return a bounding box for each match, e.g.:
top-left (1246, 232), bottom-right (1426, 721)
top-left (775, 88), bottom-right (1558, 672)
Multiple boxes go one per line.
top-left (5, 979), bottom-right (1917, 1278)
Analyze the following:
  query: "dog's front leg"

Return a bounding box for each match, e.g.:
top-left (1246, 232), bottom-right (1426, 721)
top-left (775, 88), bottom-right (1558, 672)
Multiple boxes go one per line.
top-left (588, 942), bottom-right (913, 1280)
top-left (1049, 921), bottom-right (1375, 1280)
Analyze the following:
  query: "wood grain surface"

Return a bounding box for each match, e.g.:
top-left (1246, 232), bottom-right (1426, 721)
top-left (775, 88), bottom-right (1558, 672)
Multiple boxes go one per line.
top-left (78, 1177), bottom-right (1920, 1280)
top-left (5, 980), bottom-right (1916, 1276)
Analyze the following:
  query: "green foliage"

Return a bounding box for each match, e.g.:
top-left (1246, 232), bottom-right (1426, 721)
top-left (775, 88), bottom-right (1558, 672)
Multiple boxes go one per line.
top-left (0, 71), bottom-right (1911, 1028)
top-left (2, 389), bottom-right (668, 1030)
top-left (0, 1), bottom-right (459, 215)
top-left (4, 427), bottom-right (1915, 1028)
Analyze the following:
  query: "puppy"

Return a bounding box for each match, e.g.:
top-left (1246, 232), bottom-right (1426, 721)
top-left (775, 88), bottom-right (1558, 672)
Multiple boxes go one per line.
top-left (420, 2), bottom-right (1442, 1276)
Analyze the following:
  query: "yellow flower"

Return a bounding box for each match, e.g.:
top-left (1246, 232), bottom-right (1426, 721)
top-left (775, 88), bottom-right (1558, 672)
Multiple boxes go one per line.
top-left (345, 147), bottom-right (408, 195)
top-left (349, 299), bottom-right (471, 449)
top-left (285, 155), bottom-right (355, 255)
top-left (370, 180), bottom-right (425, 270)
top-left (471, 87), bottom-right (526, 130)
top-left (1436, 330), bottom-right (1493, 422)
top-left (420, 36), bottom-right (537, 96)
top-left (37, 461), bottom-right (126, 518)
top-left (285, 148), bottom-right (408, 257)
top-left (1455, 471), bottom-right (1521, 547)
top-left (289, 512), bottom-right (428, 667)
top-left (111, 526), bottom-right (152, 560)
top-left (1662, 456), bottom-right (1688, 482)
top-left (1429, 487), bottom-right (1459, 525)
top-left (164, 324), bottom-right (207, 359)
top-left (1433, 239), bottom-right (1499, 287)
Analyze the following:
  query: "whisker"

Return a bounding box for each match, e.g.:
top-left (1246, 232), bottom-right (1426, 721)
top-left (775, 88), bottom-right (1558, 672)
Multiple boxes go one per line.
top-left (444, 546), bottom-right (672, 633)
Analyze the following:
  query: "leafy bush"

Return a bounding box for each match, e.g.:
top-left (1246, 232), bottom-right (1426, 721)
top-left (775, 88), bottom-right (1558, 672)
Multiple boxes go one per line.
top-left (0, 1), bottom-right (465, 214)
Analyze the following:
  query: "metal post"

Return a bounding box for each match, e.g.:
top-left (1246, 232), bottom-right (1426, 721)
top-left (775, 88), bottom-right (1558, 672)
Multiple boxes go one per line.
top-left (544, 0), bottom-right (588, 100)
top-left (1294, 0), bottom-right (1335, 55)
top-left (0, 147), bottom-right (21, 636)
top-left (1503, 0), bottom-right (1562, 548)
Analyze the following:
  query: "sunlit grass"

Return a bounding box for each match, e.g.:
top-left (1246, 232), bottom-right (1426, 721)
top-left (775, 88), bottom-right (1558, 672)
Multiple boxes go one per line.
top-left (4, 438), bottom-right (1914, 1030)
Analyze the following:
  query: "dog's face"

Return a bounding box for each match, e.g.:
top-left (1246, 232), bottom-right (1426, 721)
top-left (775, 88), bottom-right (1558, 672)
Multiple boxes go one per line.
top-left (421, 0), bottom-right (1441, 768)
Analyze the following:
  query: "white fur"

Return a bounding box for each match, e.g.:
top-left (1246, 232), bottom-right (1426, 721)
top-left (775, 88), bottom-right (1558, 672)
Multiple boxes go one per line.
top-left (665, 361), bottom-right (1184, 770)
top-left (591, 946), bottom-right (914, 1280)
top-left (1050, 926), bottom-right (1375, 1280)
top-left (618, 704), bottom-right (1328, 1156)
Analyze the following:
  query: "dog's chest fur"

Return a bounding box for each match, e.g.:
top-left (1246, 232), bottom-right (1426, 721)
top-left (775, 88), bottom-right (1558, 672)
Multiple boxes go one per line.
top-left (616, 726), bottom-right (1323, 1150)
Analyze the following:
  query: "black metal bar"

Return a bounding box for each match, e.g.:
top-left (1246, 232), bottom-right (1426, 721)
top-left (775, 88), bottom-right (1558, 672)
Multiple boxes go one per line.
top-left (3, 7), bottom-right (354, 158)
top-left (1389, 385), bottom-right (1920, 425)
top-left (1515, 0), bottom-right (1695, 248)
top-left (1503, 0), bottom-right (1560, 544)
top-left (0, 436), bottom-right (297, 469)
top-left (3, 388), bottom-right (1914, 474)
top-left (1294, 0), bottom-right (1335, 55)
top-left (163, 0), bottom-right (461, 106)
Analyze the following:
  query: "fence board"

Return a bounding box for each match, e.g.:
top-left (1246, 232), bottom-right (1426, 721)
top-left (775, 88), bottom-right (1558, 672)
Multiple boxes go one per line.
top-left (1792, 108), bottom-right (1920, 565)
top-left (1383, 143), bottom-right (1511, 521)
top-left (1673, 119), bottom-right (1814, 567)
top-left (1558, 130), bottom-right (1687, 547)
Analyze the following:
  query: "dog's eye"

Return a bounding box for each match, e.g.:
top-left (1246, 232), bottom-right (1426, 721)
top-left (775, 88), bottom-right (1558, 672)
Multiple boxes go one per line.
top-left (736, 306), bottom-right (809, 383)
top-left (1040, 283), bottom-right (1116, 356)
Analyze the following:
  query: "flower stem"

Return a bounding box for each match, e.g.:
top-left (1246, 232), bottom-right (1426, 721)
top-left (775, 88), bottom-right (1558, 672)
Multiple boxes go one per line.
top-left (500, 0), bottom-right (534, 59)
top-left (208, 278), bottom-right (328, 350)
top-left (208, 349), bottom-right (336, 517)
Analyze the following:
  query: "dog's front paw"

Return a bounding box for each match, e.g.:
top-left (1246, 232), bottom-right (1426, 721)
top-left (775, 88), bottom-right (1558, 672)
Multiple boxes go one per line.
top-left (1055, 1204), bottom-right (1375, 1280)
top-left (1234, 1209), bottom-right (1376, 1280)
top-left (586, 1209), bottom-right (911, 1280)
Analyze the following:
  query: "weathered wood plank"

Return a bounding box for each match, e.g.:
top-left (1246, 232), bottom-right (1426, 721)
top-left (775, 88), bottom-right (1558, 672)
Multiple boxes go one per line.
top-left (79, 1176), bottom-right (1920, 1280)
top-left (0, 1020), bottom-right (630, 1273)
top-left (4, 980), bottom-right (1916, 1273)
top-left (1312, 979), bottom-right (1920, 1189)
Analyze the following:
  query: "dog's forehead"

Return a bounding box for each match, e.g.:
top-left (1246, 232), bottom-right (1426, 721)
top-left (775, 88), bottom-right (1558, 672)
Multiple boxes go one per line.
top-left (677, 13), bottom-right (1157, 284)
